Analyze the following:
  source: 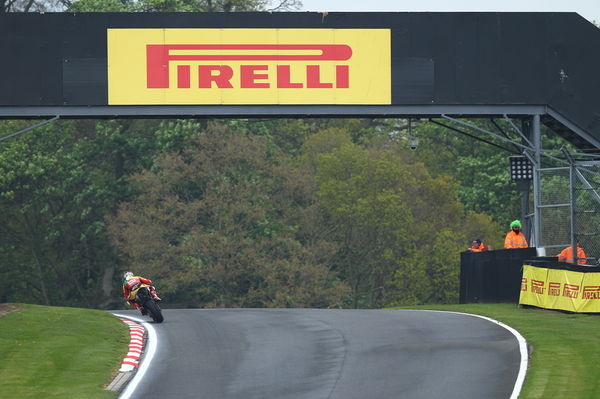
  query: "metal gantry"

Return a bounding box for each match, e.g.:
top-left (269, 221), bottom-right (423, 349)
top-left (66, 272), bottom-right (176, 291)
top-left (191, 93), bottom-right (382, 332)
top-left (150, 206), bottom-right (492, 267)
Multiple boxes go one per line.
top-left (434, 112), bottom-right (600, 264)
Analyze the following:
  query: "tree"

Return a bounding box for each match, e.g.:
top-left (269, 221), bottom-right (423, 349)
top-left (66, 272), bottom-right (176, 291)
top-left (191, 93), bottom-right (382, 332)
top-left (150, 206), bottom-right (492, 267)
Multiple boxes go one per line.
top-left (1, 0), bottom-right (65, 12)
top-left (308, 126), bottom-right (483, 307)
top-left (407, 119), bottom-right (520, 224)
top-left (228, 118), bottom-right (313, 157)
top-left (1, 0), bottom-right (298, 12)
top-left (411, 118), bottom-right (580, 228)
top-left (0, 117), bottom-right (205, 306)
top-left (108, 124), bottom-right (348, 308)
top-left (0, 120), bottom-right (122, 306)
top-left (66, 0), bottom-right (299, 12)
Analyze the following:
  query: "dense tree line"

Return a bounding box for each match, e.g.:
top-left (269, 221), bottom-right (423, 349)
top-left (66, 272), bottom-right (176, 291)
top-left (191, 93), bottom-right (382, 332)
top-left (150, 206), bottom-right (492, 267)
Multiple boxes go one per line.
top-left (1, 0), bottom-right (299, 12)
top-left (0, 117), bottom-right (508, 308)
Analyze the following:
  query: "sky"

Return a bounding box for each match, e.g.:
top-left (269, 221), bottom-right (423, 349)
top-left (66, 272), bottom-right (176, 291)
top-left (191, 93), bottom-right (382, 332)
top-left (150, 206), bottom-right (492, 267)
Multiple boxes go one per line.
top-left (298, 0), bottom-right (600, 24)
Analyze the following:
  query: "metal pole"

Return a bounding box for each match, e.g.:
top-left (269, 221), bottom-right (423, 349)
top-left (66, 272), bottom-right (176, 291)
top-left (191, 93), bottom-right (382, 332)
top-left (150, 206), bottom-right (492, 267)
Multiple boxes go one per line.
top-left (520, 119), bottom-right (532, 240)
top-left (570, 164), bottom-right (577, 264)
top-left (519, 182), bottom-right (531, 239)
top-left (562, 147), bottom-right (578, 265)
top-left (532, 114), bottom-right (541, 249)
top-left (0, 116), bottom-right (60, 142)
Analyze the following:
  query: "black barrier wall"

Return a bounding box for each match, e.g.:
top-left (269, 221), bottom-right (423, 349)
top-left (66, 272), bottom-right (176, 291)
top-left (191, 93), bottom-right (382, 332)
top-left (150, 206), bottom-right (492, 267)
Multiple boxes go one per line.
top-left (460, 248), bottom-right (537, 304)
top-left (525, 259), bottom-right (600, 273)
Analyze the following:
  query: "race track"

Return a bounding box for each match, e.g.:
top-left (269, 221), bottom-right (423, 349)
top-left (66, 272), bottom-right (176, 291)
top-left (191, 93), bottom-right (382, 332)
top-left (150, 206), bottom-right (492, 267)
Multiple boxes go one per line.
top-left (114, 308), bottom-right (523, 399)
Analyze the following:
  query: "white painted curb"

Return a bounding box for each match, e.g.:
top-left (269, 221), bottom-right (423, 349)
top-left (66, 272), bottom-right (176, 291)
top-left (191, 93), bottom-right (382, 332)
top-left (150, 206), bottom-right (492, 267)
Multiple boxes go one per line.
top-left (119, 318), bottom-right (145, 372)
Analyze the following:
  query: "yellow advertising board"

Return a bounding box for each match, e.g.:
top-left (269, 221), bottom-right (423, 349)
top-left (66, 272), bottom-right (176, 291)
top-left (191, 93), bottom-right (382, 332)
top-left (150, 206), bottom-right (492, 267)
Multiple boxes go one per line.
top-left (107, 28), bottom-right (391, 105)
top-left (520, 265), bottom-right (600, 313)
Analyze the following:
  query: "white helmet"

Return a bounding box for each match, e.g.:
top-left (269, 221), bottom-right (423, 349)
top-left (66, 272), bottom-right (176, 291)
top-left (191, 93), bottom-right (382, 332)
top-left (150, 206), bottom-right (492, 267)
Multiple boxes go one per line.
top-left (123, 271), bottom-right (134, 280)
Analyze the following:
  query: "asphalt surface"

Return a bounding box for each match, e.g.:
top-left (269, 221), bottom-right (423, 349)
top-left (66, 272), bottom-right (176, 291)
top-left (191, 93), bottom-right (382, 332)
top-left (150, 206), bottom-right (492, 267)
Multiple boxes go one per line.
top-left (115, 308), bottom-right (522, 399)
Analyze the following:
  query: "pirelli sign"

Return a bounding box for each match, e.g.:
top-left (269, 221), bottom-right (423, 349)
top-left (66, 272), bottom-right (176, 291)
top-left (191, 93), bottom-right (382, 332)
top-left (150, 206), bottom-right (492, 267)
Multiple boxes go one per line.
top-left (107, 28), bottom-right (391, 105)
top-left (520, 264), bottom-right (600, 313)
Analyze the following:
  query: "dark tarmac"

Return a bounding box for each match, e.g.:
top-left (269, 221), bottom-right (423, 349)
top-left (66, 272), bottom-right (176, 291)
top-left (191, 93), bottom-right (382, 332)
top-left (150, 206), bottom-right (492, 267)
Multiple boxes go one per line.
top-left (115, 308), bottom-right (522, 399)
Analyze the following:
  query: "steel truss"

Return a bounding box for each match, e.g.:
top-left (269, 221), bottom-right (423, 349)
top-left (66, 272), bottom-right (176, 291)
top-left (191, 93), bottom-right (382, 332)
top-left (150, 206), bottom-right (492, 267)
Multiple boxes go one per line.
top-left (0, 116), bottom-right (60, 142)
top-left (432, 114), bottom-right (600, 256)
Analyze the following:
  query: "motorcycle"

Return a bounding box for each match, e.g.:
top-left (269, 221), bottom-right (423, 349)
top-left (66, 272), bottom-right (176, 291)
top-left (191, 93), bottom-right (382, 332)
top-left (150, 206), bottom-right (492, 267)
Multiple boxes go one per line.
top-left (129, 283), bottom-right (164, 323)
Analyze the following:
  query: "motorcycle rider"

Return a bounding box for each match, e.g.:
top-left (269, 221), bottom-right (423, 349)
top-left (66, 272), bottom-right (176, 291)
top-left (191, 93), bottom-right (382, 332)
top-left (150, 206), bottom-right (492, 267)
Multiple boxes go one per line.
top-left (123, 271), bottom-right (161, 314)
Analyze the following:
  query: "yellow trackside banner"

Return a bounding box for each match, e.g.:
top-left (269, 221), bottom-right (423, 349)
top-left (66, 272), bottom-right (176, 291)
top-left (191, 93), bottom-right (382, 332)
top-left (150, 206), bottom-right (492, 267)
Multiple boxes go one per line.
top-left (107, 28), bottom-right (391, 105)
top-left (520, 265), bottom-right (600, 313)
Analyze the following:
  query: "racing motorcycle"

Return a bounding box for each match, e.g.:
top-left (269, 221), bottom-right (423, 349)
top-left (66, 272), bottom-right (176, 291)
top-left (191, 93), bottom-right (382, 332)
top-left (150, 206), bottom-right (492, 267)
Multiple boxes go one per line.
top-left (129, 283), bottom-right (164, 323)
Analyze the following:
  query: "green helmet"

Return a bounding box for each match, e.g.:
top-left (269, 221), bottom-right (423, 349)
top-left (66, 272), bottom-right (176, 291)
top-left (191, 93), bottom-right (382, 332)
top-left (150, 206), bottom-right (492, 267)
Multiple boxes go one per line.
top-left (510, 220), bottom-right (522, 229)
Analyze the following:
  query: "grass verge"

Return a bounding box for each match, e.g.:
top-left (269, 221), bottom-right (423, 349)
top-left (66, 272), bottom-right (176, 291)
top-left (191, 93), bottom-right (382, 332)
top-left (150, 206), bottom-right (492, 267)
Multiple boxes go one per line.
top-left (398, 303), bottom-right (600, 399)
top-left (0, 304), bottom-right (129, 399)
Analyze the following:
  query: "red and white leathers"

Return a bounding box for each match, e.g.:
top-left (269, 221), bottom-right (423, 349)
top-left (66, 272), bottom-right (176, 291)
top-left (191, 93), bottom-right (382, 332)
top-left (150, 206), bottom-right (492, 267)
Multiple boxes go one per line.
top-left (123, 276), bottom-right (161, 310)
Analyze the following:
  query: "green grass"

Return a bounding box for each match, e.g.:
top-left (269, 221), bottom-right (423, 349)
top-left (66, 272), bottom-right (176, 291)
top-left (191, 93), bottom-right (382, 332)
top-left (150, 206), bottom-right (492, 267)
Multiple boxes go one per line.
top-left (2, 303), bottom-right (598, 398)
top-left (398, 303), bottom-right (600, 399)
top-left (0, 304), bottom-right (129, 399)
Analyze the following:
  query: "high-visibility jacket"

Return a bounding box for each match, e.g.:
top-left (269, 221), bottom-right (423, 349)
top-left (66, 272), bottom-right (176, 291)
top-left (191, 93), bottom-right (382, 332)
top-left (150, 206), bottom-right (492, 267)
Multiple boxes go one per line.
top-left (470, 242), bottom-right (488, 252)
top-left (557, 246), bottom-right (587, 264)
top-left (504, 231), bottom-right (528, 249)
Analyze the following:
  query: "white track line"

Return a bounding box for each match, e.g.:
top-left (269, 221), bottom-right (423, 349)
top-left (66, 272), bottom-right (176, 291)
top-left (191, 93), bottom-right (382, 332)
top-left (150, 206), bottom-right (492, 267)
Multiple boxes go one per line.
top-left (410, 310), bottom-right (528, 399)
top-left (111, 310), bottom-right (526, 398)
top-left (113, 314), bottom-right (158, 399)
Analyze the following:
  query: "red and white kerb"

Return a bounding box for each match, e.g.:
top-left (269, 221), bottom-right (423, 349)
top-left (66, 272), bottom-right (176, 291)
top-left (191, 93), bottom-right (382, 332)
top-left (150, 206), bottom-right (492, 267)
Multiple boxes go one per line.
top-left (119, 318), bottom-right (146, 372)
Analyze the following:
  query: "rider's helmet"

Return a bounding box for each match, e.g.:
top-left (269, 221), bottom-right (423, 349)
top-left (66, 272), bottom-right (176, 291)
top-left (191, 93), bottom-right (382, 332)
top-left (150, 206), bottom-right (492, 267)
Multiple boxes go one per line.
top-left (123, 271), bottom-right (134, 280)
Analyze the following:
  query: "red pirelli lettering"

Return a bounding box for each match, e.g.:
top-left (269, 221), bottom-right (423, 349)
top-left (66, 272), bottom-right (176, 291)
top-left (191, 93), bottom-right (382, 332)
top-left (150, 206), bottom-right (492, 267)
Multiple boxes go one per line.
top-left (563, 283), bottom-right (580, 299)
top-left (177, 65), bottom-right (190, 88)
top-left (582, 286), bottom-right (600, 299)
top-left (277, 65), bottom-right (302, 88)
top-left (240, 65), bottom-right (269, 88)
top-left (531, 279), bottom-right (545, 295)
top-left (336, 65), bottom-right (349, 88)
top-left (146, 44), bottom-right (353, 89)
top-left (198, 65), bottom-right (234, 89)
top-left (548, 282), bottom-right (561, 296)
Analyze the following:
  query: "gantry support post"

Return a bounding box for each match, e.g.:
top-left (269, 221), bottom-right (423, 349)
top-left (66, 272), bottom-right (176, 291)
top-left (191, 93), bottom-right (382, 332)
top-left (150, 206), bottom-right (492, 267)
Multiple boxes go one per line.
top-left (532, 114), bottom-right (542, 249)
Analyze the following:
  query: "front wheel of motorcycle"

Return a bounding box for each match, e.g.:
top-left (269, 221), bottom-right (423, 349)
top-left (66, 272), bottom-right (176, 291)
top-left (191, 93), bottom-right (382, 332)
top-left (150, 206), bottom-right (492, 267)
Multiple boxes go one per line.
top-left (145, 298), bottom-right (164, 323)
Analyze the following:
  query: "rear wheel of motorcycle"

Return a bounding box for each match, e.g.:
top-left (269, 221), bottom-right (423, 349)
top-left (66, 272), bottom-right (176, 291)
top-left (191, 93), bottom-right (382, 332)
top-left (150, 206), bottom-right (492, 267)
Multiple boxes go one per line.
top-left (145, 299), bottom-right (164, 323)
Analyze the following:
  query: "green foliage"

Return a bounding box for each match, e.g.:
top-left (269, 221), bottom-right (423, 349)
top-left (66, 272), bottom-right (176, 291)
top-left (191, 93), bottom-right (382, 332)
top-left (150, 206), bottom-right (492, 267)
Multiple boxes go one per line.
top-left (68, 0), bottom-right (299, 12)
top-left (413, 119), bottom-right (521, 224)
top-left (463, 212), bottom-right (504, 250)
top-left (0, 120), bottom-right (119, 306)
top-left (300, 127), bottom-right (354, 172)
top-left (0, 112), bottom-right (517, 310)
top-left (228, 118), bottom-right (313, 156)
top-left (108, 124), bottom-right (349, 307)
top-left (0, 117), bottom-right (203, 307)
top-left (0, 115), bottom-right (507, 309)
top-left (307, 126), bottom-right (499, 307)
top-left (154, 119), bottom-right (205, 152)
